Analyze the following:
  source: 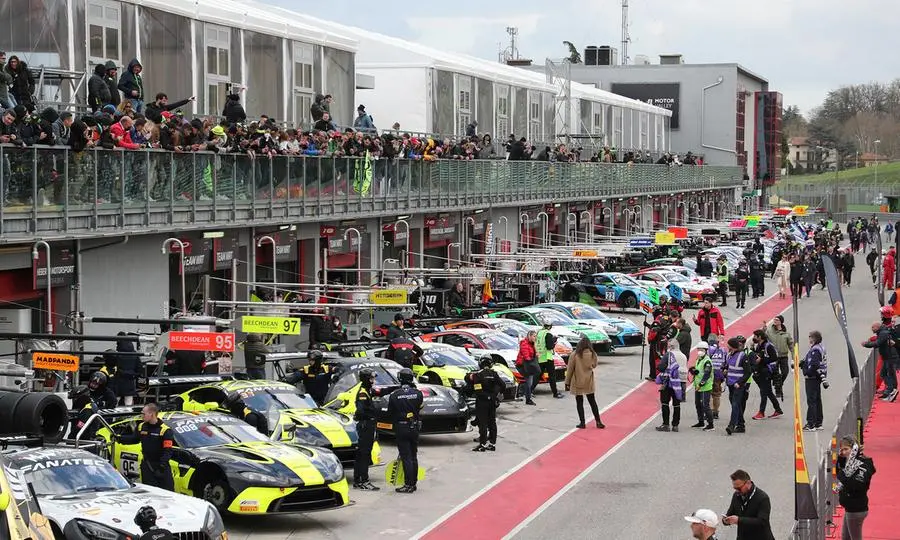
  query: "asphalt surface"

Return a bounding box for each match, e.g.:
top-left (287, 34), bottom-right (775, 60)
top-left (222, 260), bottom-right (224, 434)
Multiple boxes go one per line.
top-left (222, 257), bottom-right (880, 540)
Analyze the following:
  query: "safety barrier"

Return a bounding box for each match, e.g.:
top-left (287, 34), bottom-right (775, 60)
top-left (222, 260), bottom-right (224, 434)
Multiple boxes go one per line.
top-left (0, 145), bottom-right (744, 241)
top-left (793, 350), bottom-right (878, 540)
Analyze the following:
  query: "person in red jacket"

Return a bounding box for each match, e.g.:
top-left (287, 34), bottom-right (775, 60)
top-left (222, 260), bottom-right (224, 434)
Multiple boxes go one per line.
top-left (693, 299), bottom-right (725, 342)
top-left (883, 248), bottom-right (896, 289)
top-left (515, 331), bottom-right (538, 405)
top-left (109, 116), bottom-right (140, 149)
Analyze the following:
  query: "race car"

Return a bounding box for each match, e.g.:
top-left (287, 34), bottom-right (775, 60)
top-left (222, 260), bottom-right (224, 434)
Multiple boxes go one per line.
top-left (361, 341), bottom-right (518, 400)
top-left (559, 272), bottom-right (646, 310)
top-left (646, 265), bottom-right (719, 290)
top-left (629, 270), bottom-right (717, 306)
top-left (2, 446), bottom-right (226, 540)
top-left (646, 257), bottom-right (697, 271)
top-left (536, 302), bottom-right (643, 347)
top-left (486, 307), bottom-right (614, 353)
top-left (419, 328), bottom-right (567, 383)
top-left (94, 411), bottom-right (349, 514)
top-left (0, 443), bottom-right (54, 540)
top-left (172, 379), bottom-right (372, 466)
top-left (323, 358), bottom-right (471, 434)
top-left (442, 318), bottom-right (574, 358)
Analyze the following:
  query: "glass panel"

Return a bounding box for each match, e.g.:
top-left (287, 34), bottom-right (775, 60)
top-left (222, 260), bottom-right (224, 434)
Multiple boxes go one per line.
top-left (89, 3), bottom-right (103, 18)
top-left (208, 84), bottom-right (218, 115)
top-left (89, 25), bottom-right (103, 58)
top-left (303, 65), bottom-right (313, 88)
top-left (105, 6), bottom-right (118, 21)
top-left (218, 49), bottom-right (229, 76)
top-left (206, 47), bottom-right (216, 74)
top-left (205, 26), bottom-right (216, 41)
top-left (105, 27), bottom-right (118, 60)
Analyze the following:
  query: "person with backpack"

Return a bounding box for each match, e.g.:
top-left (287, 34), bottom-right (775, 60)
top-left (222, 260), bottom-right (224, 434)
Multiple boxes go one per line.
top-left (886, 222), bottom-right (894, 243)
top-left (750, 330), bottom-right (784, 420)
top-left (534, 320), bottom-right (563, 398)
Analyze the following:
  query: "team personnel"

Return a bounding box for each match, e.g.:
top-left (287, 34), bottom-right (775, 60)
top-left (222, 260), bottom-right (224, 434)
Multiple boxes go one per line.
top-left (655, 340), bottom-right (684, 432)
top-left (690, 341), bottom-right (714, 431)
top-left (118, 403), bottom-right (175, 491)
top-left (765, 315), bottom-right (794, 400)
top-left (353, 368), bottom-right (380, 490)
top-left (386, 313), bottom-right (408, 340)
top-left (724, 336), bottom-right (751, 435)
top-left (722, 469), bottom-right (775, 540)
top-left (707, 334), bottom-right (727, 420)
top-left (684, 508), bottom-right (719, 540)
top-left (751, 330), bottom-right (783, 420)
top-left (74, 371), bottom-right (118, 437)
top-left (716, 255), bottom-right (730, 307)
top-left (534, 320), bottom-right (563, 398)
top-left (284, 350), bottom-right (332, 405)
top-left (223, 392), bottom-right (268, 433)
top-left (386, 328), bottom-right (423, 369)
top-left (800, 330), bottom-right (828, 431)
top-left (109, 332), bottom-right (141, 406)
top-left (467, 357), bottom-right (506, 451)
top-left (862, 318), bottom-right (898, 402)
top-left (387, 368), bottom-right (423, 493)
top-left (693, 299), bottom-right (725, 342)
top-left (733, 260), bottom-right (750, 309)
top-left (134, 506), bottom-right (175, 540)
top-left (243, 333), bottom-right (269, 379)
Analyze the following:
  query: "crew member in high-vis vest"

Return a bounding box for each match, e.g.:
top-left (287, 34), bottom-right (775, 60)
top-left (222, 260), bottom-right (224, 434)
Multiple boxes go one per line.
top-left (690, 341), bottom-right (714, 431)
top-left (707, 334), bottom-right (727, 420)
top-left (724, 336), bottom-right (751, 436)
top-left (716, 255), bottom-right (730, 307)
top-left (655, 340), bottom-right (684, 433)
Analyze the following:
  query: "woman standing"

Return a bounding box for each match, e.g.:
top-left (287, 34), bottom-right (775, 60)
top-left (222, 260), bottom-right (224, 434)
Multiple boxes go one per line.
top-left (836, 435), bottom-right (876, 540)
top-left (515, 331), bottom-right (539, 405)
top-left (565, 337), bottom-right (605, 429)
top-left (774, 255), bottom-right (791, 299)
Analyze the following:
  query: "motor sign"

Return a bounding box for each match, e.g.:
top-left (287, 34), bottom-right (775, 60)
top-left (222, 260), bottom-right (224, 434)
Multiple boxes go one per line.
top-left (241, 315), bottom-right (302, 335)
top-left (169, 331), bottom-right (235, 352)
top-left (32, 352), bottom-right (80, 372)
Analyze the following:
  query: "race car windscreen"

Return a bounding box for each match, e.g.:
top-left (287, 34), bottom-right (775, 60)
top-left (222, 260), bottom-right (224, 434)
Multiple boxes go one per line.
top-left (533, 310), bottom-right (576, 326)
top-left (611, 274), bottom-right (641, 287)
top-left (661, 272), bottom-right (689, 283)
top-left (491, 319), bottom-right (530, 338)
top-left (171, 417), bottom-right (268, 448)
top-left (479, 331), bottom-right (518, 350)
top-left (422, 347), bottom-right (474, 367)
top-left (241, 388), bottom-right (318, 412)
top-left (24, 459), bottom-right (129, 496)
top-left (567, 305), bottom-right (608, 320)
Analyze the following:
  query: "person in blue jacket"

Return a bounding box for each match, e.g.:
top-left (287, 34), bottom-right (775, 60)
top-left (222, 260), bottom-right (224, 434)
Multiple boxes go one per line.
top-left (800, 330), bottom-right (828, 431)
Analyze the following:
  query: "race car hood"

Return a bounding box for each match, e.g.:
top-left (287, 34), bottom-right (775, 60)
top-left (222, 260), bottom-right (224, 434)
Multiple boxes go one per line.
top-left (566, 318), bottom-right (621, 334)
top-left (409, 385), bottom-right (469, 416)
top-left (563, 324), bottom-right (611, 343)
top-left (273, 408), bottom-right (357, 448)
top-left (193, 441), bottom-right (342, 485)
top-left (40, 484), bottom-right (211, 536)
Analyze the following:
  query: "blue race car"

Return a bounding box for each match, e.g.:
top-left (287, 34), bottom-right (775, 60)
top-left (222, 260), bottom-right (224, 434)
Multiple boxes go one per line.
top-left (559, 272), bottom-right (646, 310)
top-left (537, 302), bottom-right (644, 347)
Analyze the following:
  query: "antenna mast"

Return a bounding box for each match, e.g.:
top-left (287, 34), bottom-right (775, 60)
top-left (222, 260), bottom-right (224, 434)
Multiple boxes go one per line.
top-left (501, 26), bottom-right (520, 62)
top-left (621, 0), bottom-right (631, 65)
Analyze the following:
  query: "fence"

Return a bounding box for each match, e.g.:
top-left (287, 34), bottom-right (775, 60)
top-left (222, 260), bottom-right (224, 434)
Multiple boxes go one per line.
top-left (793, 350), bottom-right (879, 540)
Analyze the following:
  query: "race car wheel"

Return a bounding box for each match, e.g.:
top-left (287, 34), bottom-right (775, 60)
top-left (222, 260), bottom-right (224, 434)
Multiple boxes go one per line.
top-left (0, 392), bottom-right (26, 431)
top-left (618, 293), bottom-right (637, 309)
top-left (0, 391), bottom-right (68, 443)
top-left (200, 477), bottom-right (235, 512)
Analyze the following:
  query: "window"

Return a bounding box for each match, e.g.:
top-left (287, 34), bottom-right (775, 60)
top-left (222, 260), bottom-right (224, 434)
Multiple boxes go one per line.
top-left (293, 43), bottom-right (315, 127)
top-left (612, 107), bottom-right (624, 147)
top-left (655, 116), bottom-right (664, 151)
top-left (87, 0), bottom-right (121, 66)
top-left (495, 84), bottom-right (510, 139)
top-left (528, 91), bottom-right (542, 141)
top-left (640, 112), bottom-right (650, 149)
top-left (457, 75), bottom-right (472, 134)
top-left (591, 103), bottom-right (605, 140)
top-left (204, 24), bottom-right (231, 116)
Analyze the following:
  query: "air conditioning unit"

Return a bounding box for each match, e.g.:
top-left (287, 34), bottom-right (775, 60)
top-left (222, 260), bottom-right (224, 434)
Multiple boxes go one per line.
top-left (584, 46), bottom-right (600, 66)
top-left (659, 54), bottom-right (684, 65)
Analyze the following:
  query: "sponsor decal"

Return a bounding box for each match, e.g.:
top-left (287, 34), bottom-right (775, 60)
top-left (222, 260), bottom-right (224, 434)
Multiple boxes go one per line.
top-left (32, 352), bottom-right (80, 372)
top-left (238, 500), bottom-right (259, 512)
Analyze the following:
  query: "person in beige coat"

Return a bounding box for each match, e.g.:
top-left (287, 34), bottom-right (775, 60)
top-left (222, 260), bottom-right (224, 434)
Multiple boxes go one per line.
top-left (774, 257), bottom-right (790, 299)
top-left (565, 337), bottom-right (605, 429)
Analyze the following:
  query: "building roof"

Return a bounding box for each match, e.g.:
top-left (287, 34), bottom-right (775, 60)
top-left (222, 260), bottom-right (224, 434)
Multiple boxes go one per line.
top-left (789, 137), bottom-right (810, 146)
top-left (129, 0), bottom-right (358, 51)
top-left (860, 153), bottom-right (889, 161)
top-left (561, 61), bottom-right (769, 86)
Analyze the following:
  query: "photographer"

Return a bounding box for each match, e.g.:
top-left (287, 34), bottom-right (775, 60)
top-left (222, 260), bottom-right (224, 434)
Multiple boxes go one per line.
top-left (799, 330), bottom-right (827, 431)
top-left (835, 435), bottom-right (876, 540)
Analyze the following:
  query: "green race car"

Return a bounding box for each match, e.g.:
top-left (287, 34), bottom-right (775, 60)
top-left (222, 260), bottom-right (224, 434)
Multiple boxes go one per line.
top-left (487, 306), bottom-right (614, 353)
top-left (95, 411), bottom-right (349, 514)
top-left (172, 379), bottom-right (379, 466)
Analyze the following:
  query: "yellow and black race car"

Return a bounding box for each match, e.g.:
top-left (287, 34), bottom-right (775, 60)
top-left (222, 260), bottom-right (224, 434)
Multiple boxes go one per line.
top-left (172, 379), bottom-right (380, 466)
top-left (94, 411), bottom-right (349, 514)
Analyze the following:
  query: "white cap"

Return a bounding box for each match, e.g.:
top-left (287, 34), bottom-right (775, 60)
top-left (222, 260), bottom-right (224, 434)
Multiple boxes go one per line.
top-left (696, 341), bottom-right (709, 350)
top-left (685, 509), bottom-right (718, 528)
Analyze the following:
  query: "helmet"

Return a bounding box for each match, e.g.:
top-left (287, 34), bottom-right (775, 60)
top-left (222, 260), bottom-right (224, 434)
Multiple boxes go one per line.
top-left (359, 368), bottom-right (376, 385)
top-left (397, 368), bottom-right (415, 384)
top-left (308, 350), bottom-right (323, 363)
top-left (539, 316), bottom-right (553, 328)
top-left (133, 506), bottom-right (157, 531)
top-left (880, 306), bottom-right (894, 319)
top-left (696, 341), bottom-right (709, 350)
top-left (88, 371), bottom-right (108, 391)
top-left (478, 356), bottom-right (493, 369)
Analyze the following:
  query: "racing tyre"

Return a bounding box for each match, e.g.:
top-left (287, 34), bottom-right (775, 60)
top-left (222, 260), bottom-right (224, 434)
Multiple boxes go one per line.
top-left (12, 392), bottom-right (68, 443)
top-left (0, 391), bottom-right (27, 432)
top-left (618, 293), bottom-right (637, 309)
top-left (200, 477), bottom-right (236, 512)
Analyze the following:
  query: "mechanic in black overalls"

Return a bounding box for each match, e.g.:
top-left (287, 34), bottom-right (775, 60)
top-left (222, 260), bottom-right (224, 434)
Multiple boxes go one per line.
top-left (134, 506), bottom-right (175, 540)
top-left (74, 371), bottom-right (118, 438)
top-left (223, 392), bottom-right (268, 434)
top-left (282, 350), bottom-right (332, 405)
top-left (386, 331), bottom-right (423, 370)
top-left (108, 332), bottom-right (141, 406)
top-left (387, 368), bottom-right (423, 494)
top-left (467, 357), bottom-right (506, 452)
top-left (119, 403), bottom-right (175, 491)
top-left (353, 368), bottom-right (379, 491)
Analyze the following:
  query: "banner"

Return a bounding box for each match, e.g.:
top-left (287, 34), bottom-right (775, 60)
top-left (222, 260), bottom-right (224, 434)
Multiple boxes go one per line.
top-left (33, 245), bottom-right (76, 289)
top-left (610, 82), bottom-right (681, 129)
top-left (821, 255), bottom-right (860, 379)
top-left (654, 231), bottom-right (675, 245)
top-left (792, 296), bottom-right (818, 520)
top-left (667, 283), bottom-right (683, 301)
top-left (213, 236), bottom-right (238, 271)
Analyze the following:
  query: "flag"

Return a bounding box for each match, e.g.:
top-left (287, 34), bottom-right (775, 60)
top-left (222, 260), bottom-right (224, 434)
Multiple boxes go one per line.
top-left (821, 254), bottom-right (860, 378)
top-left (791, 296), bottom-right (818, 520)
top-left (482, 278), bottom-right (494, 304)
top-left (647, 287), bottom-right (660, 305)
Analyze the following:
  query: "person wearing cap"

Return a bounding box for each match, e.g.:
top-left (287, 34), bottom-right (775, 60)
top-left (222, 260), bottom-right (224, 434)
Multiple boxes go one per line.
top-left (690, 341), bottom-right (715, 430)
top-left (733, 259), bottom-right (750, 309)
top-left (685, 508), bottom-right (719, 540)
top-left (534, 320), bottom-right (563, 398)
top-left (353, 104), bottom-right (376, 134)
top-left (386, 313), bottom-right (409, 340)
top-left (723, 469), bottom-right (775, 540)
top-left (387, 368), bottom-right (423, 494)
top-left (715, 255), bottom-right (729, 307)
top-left (385, 316), bottom-right (423, 369)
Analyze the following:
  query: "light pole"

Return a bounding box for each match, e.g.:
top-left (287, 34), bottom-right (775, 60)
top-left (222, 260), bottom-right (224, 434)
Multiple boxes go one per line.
top-left (394, 219), bottom-right (410, 269)
top-left (257, 235), bottom-right (277, 300)
top-left (875, 139), bottom-right (882, 206)
top-left (32, 241), bottom-right (53, 333)
top-left (344, 228), bottom-right (362, 286)
top-left (447, 242), bottom-right (461, 267)
top-left (464, 216), bottom-right (476, 257)
top-left (536, 211), bottom-right (549, 247)
top-left (632, 205), bottom-right (643, 232)
top-left (580, 210), bottom-right (593, 244)
top-left (498, 216), bottom-right (508, 253)
top-left (519, 213), bottom-right (529, 249)
top-left (161, 238), bottom-right (187, 314)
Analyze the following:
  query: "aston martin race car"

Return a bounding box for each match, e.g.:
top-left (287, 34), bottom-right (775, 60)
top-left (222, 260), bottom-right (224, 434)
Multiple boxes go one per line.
top-left (323, 358), bottom-right (471, 435)
top-left (95, 411), bottom-right (349, 514)
top-left (537, 302), bottom-right (643, 348)
top-left (442, 318), bottom-right (575, 358)
top-left (559, 272), bottom-right (646, 310)
top-left (172, 379), bottom-right (375, 466)
top-left (2, 446), bottom-right (226, 540)
top-left (0, 446), bottom-right (54, 540)
top-left (486, 307), bottom-right (614, 353)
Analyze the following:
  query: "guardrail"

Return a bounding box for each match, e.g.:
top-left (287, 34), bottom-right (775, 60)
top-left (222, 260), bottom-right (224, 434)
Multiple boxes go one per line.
top-left (793, 350), bottom-right (878, 540)
top-left (0, 146), bottom-right (744, 241)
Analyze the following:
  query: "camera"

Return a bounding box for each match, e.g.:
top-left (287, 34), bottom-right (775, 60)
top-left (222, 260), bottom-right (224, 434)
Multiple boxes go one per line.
top-left (822, 379), bottom-right (830, 389)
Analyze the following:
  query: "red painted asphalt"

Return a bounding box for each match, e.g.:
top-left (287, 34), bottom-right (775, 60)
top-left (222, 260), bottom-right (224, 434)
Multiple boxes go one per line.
top-left (858, 397), bottom-right (899, 539)
top-left (419, 295), bottom-right (792, 540)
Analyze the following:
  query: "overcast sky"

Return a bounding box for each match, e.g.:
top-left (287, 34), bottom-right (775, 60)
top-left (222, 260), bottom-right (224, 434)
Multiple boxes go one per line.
top-left (266, 0), bottom-right (899, 116)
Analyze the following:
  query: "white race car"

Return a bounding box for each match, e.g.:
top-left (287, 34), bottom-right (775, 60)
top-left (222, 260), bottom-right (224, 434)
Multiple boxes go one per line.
top-left (2, 446), bottom-right (226, 540)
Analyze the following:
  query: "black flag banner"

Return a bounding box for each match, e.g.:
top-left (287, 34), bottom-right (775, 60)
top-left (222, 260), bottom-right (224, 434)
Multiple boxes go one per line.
top-left (821, 254), bottom-right (860, 378)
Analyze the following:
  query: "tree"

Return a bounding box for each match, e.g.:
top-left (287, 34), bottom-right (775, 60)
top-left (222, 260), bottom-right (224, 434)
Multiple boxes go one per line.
top-left (563, 41), bottom-right (581, 64)
top-left (783, 105), bottom-right (808, 138)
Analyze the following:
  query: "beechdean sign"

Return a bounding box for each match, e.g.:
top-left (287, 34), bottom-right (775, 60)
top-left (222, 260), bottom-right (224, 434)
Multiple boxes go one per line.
top-left (610, 83), bottom-right (681, 129)
top-left (169, 331), bottom-right (235, 352)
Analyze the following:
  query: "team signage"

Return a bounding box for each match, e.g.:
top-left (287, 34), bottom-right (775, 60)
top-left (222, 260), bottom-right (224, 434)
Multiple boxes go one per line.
top-left (654, 231), bottom-right (676, 245)
top-left (169, 331), bottom-right (235, 352)
top-left (33, 245), bottom-right (76, 289)
top-left (667, 226), bottom-right (688, 240)
top-left (213, 236), bottom-right (238, 271)
top-left (32, 352), bottom-right (80, 372)
top-left (241, 315), bottom-right (302, 335)
top-left (572, 250), bottom-right (598, 258)
top-left (370, 290), bottom-right (409, 305)
top-left (610, 82), bottom-right (681, 129)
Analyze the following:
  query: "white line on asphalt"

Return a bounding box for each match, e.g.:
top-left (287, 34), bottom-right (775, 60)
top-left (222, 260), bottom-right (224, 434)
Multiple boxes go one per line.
top-left (411, 291), bottom-right (787, 540)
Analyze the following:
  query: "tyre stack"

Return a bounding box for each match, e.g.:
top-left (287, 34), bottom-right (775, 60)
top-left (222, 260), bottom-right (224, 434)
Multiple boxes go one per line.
top-left (0, 391), bottom-right (68, 443)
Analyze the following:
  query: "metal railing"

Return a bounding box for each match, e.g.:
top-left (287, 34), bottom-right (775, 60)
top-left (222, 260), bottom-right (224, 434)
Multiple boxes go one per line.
top-left (794, 350), bottom-right (878, 540)
top-left (0, 145), bottom-right (744, 241)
